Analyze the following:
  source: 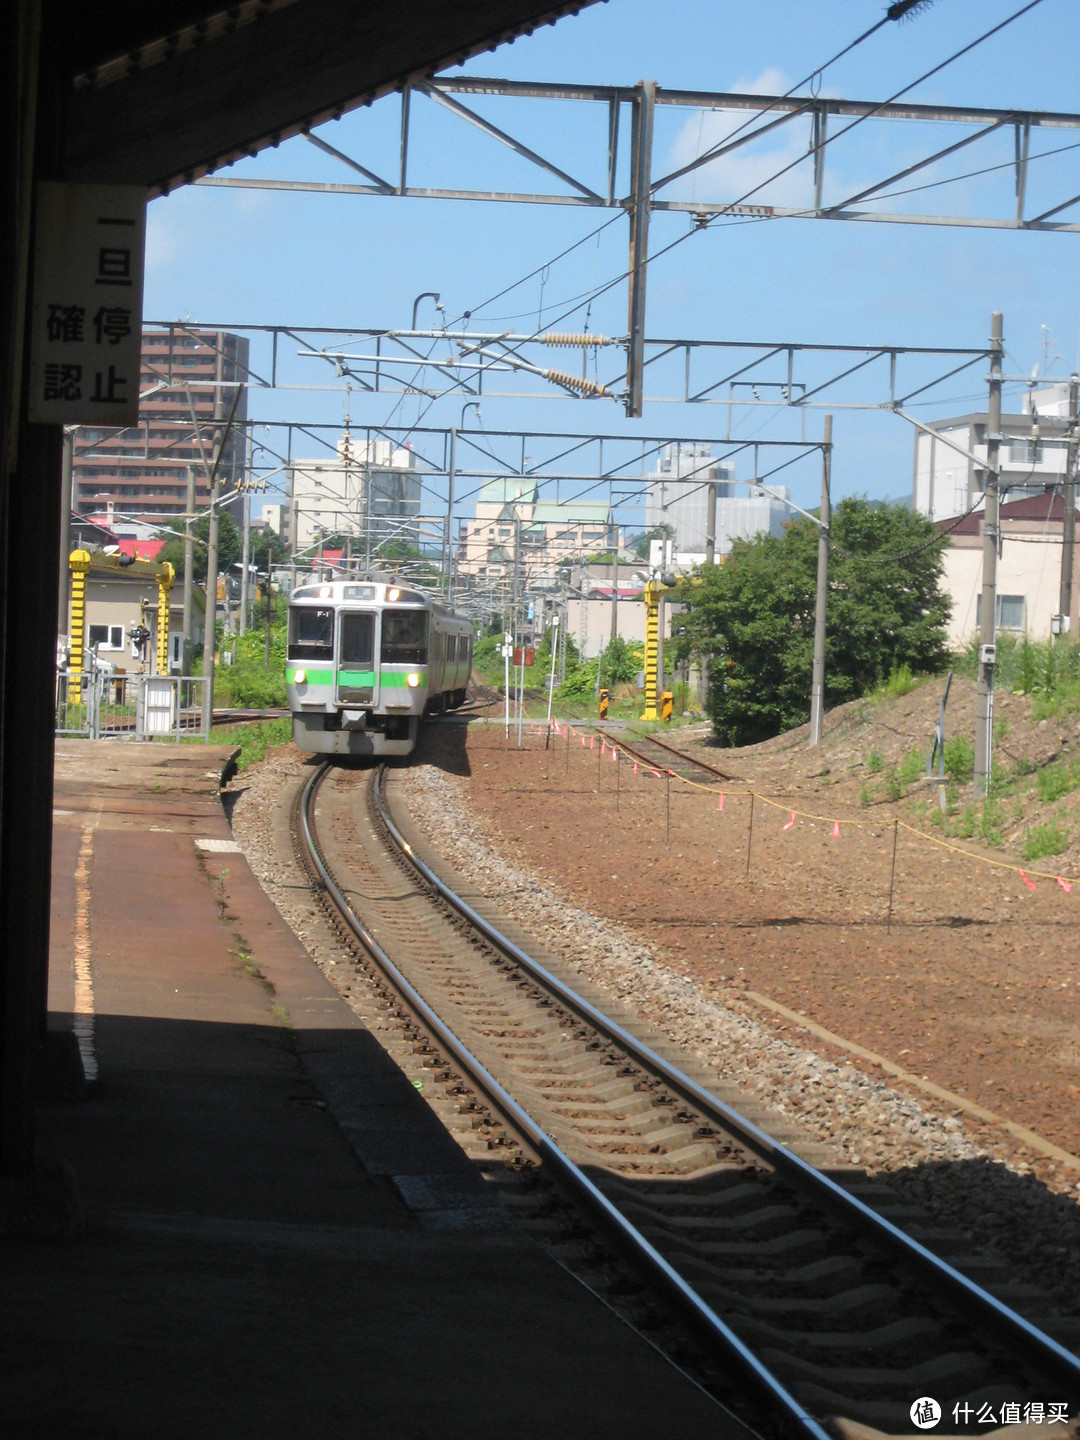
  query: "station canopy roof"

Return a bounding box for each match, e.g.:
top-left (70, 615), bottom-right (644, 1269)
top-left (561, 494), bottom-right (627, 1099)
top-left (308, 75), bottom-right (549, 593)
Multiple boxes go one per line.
top-left (58, 0), bottom-right (602, 192)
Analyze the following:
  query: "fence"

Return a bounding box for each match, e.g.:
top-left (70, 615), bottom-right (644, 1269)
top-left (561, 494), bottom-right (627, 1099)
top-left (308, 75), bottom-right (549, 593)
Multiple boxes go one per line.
top-left (55, 670), bottom-right (210, 742)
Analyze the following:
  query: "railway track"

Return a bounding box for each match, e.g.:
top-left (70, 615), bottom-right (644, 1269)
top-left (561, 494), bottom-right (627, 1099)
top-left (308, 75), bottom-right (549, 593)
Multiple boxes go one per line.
top-left (602, 727), bottom-right (737, 785)
top-left (294, 758), bottom-right (1080, 1438)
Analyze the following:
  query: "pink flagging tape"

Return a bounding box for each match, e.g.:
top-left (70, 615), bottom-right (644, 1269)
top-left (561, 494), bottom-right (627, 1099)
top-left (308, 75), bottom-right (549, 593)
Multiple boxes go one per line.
top-left (833, 820), bottom-right (841, 839)
top-left (581, 735), bottom-right (586, 747)
top-left (611, 745), bottom-right (617, 761)
top-left (1019, 870), bottom-right (1037, 891)
top-left (590, 735), bottom-right (595, 750)
top-left (650, 769), bottom-right (662, 779)
top-left (633, 762), bottom-right (638, 774)
top-left (1058, 876), bottom-right (1073, 893)
top-left (601, 738), bottom-right (606, 753)
top-left (718, 791), bottom-right (724, 811)
top-left (782, 812), bottom-right (796, 832)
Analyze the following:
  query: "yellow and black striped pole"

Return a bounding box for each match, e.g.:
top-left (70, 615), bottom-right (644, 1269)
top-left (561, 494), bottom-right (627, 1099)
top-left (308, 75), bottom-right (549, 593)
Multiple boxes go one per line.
top-left (598, 687), bottom-right (609, 721)
top-left (640, 579), bottom-right (660, 721)
top-left (660, 690), bottom-right (674, 723)
top-left (68, 550), bottom-right (91, 683)
top-left (156, 561), bottom-right (175, 675)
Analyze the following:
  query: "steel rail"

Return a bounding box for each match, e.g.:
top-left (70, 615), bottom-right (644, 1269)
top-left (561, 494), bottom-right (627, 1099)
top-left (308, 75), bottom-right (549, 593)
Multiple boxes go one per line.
top-left (600, 728), bottom-right (737, 783)
top-left (371, 764), bottom-right (1080, 1394)
top-left (298, 761), bottom-right (829, 1440)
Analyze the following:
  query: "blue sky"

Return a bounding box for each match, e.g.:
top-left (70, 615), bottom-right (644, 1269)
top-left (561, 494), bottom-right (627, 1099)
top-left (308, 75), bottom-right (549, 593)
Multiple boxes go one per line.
top-left (144, 0), bottom-right (1080, 528)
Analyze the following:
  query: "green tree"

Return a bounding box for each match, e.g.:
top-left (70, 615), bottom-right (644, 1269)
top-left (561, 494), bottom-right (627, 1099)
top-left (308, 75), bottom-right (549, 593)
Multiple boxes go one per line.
top-left (158, 511), bottom-right (243, 584)
top-left (678, 497), bottom-right (951, 746)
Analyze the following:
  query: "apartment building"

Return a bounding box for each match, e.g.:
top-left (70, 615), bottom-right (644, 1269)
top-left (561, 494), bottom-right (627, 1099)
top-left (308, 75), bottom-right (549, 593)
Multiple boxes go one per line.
top-left (73, 328), bottom-right (249, 520)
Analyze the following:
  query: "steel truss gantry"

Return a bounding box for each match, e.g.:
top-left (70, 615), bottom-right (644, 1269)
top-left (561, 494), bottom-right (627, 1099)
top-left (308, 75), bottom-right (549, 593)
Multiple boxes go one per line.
top-left (194, 77), bottom-right (1080, 413)
top-left (142, 318), bottom-right (997, 425)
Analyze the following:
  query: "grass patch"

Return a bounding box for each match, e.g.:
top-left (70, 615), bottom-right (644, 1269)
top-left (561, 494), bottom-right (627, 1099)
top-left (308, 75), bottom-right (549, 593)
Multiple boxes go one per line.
top-left (866, 747), bottom-right (885, 773)
top-left (1035, 757), bottom-right (1080, 804)
top-left (1022, 821), bottom-right (1069, 862)
top-left (866, 663), bottom-right (921, 701)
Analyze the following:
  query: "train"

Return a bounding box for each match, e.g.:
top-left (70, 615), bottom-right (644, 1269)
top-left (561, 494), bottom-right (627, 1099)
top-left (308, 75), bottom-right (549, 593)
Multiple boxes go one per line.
top-left (286, 578), bottom-right (474, 756)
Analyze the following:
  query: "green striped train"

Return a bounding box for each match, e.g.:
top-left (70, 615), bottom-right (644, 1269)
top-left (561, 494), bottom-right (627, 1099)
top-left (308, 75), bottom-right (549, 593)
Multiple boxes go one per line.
top-left (286, 578), bottom-right (473, 756)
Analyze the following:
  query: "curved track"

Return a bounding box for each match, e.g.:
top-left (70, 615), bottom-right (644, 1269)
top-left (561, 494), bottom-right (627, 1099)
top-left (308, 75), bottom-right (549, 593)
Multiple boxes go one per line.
top-left (295, 759), bottom-right (1080, 1437)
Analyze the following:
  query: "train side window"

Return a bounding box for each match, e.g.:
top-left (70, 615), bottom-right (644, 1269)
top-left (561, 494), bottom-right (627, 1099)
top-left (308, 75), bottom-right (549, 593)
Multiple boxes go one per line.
top-left (339, 611), bottom-right (374, 668)
top-left (382, 609), bottom-right (428, 665)
top-left (288, 606), bottom-right (334, 660)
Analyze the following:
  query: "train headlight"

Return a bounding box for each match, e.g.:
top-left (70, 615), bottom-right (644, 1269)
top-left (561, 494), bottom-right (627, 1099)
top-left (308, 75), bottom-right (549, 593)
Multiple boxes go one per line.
top-left (406, 673), bottom-right (420, 688)
top-left (318, 585), bottom-right (331, 599)
top-left (293, 669), bottom-right (306, 685)
top-left (387, 586), bottom-right (401, 602)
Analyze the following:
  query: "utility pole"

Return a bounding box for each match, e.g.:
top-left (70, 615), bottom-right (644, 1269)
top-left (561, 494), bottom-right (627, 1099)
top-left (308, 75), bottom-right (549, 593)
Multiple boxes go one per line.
top-left (609, 545), bottom-right (619, 645)
top-left (201, 388), bottom-right (228, 735)
top-left (705, 475), bottom-right (717, 566)
top-left (445, 426), bottom-right (457, 597)
top-left (809, 414), bottom-right (832, 747)
top-left (264, 537), bottom-right (273, 667)
top-left (1059, 372), bottom-right (1079, 630)
top-left (239, 485), bottom-right (251, 636)
top-left (182, 464), bottom-right (195, 675)
top-left (625, 80), bottom-right (655, 418)
top-left (975, 312), bottom-right (1004, 800)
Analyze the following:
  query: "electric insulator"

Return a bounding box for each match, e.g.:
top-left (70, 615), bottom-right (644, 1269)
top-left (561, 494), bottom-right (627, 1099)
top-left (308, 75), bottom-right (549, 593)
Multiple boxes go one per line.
top-left (542, 333), bottom-right (610, 348)
top-left (544, 369), bottom-right (612, 398)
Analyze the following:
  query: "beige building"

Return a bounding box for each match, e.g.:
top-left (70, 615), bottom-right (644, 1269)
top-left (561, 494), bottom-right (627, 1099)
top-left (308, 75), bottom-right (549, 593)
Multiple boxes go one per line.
top-left (940, 493), bottom-right (1079, 644)
top-left (456, 478), bottom-right (621, 587)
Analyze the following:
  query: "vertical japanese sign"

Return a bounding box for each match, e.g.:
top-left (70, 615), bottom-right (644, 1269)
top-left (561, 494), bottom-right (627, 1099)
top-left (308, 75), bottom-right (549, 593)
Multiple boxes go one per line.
top-left (29, 183), bottom-right (146, 426)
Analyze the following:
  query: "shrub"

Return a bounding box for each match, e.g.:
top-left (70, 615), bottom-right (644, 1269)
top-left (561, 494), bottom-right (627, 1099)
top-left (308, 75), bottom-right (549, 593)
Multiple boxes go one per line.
top-left (1022, 822), bottom-right (1069, 862)
top-left (898, 748), bottom-right (925, 787)
top-left (1035, 758), bottom-right (1080, 804)
top-left (867, 747), bottom-right (885, 773)
top-left (943, 734), bottom-right (974, 784)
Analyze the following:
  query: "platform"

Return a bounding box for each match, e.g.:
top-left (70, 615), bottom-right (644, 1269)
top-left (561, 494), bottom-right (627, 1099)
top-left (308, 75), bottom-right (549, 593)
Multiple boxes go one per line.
top-left (0, 740), bottom-right (739, 1439)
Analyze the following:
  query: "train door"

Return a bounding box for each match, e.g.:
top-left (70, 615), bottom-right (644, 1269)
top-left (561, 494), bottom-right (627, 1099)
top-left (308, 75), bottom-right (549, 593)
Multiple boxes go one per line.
top-left (336, 610), bottom-right (377, 707)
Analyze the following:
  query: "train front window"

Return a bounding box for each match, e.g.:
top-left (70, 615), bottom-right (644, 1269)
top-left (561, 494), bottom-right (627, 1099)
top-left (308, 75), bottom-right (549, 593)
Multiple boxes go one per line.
top-left (339, 611), bottom-right (374, 668)
top-left (288, 607), bottom-right (333, 660)
top-left (381, 609), bottom-right (428, 665)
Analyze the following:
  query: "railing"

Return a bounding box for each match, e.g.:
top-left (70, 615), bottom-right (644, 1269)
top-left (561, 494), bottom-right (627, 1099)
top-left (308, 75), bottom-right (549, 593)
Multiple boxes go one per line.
top-left (55, 670), bottom-right (210, 742)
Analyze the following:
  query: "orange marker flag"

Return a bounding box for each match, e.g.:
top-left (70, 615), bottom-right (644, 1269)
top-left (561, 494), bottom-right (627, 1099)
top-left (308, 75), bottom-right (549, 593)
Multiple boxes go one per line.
top-left (832, 820), bottom-right (840, 838)
top-left (1018, 870), bottom-right (1037, 891)
top-left (782, 811), bottom-right (796, 831)
top-left (1058, 876), bottom-right (1073, 893)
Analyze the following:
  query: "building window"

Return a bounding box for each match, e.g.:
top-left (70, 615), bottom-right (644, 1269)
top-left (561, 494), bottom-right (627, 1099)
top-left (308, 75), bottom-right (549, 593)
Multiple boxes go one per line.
top-left (88, 624), bottom-right (125, 651)
top-left (976, 594), bottom-right (1026, 631)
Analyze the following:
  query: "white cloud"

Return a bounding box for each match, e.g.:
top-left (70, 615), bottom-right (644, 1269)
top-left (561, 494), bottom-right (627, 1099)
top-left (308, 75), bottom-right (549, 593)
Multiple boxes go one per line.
top-left (662, 68), bottom-right (818, 211)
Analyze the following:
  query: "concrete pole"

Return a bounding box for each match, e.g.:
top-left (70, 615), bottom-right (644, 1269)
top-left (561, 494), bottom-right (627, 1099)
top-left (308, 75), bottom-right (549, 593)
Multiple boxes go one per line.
top-left (239, 486), bottom-right (250, 636)
top-left (182, 464), bottom-right (195, 675)
top-left (1059, 372), bottom-right (1079, 628)
top-left (705, 477), bottom-right (717, 566)
top-left (444, 426), bottom-right (457, 598)
top-left (57, 428), bottom-right (75, 642)
top-left (809, 414), bottom-right (832, 747)
top-left (975, 312), bottom-right (1004, 800)
top-left (609, 547), bottom-right (619, 645)
top-left (201, 392), bottom-right (225, 735)
top-left (625, 80), bottom-right (655, 418)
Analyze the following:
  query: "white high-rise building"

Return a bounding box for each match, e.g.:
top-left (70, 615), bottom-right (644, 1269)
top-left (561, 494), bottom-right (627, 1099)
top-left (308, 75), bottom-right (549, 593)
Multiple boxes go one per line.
top-left (646, 443), bottom-right (789, 564)
top-left (287, 436), bottom-right (420, 551)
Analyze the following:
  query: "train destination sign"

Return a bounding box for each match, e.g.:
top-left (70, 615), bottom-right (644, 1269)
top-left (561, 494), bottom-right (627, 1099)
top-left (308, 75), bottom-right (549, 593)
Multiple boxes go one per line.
top-left (29, 183), bottom-right (146, 426)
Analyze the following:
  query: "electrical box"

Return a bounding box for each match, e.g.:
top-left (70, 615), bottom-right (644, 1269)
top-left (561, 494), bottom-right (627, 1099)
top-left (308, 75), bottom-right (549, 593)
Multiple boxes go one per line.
top-left (1052, 614), bottom-right (1070, 637)
top-left (979, 643), bottom-right (997, 666)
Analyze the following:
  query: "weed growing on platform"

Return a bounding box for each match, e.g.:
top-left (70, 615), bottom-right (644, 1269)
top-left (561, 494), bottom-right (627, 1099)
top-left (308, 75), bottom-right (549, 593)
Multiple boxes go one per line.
top-left (199, 717), bottom-right (293, 769)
